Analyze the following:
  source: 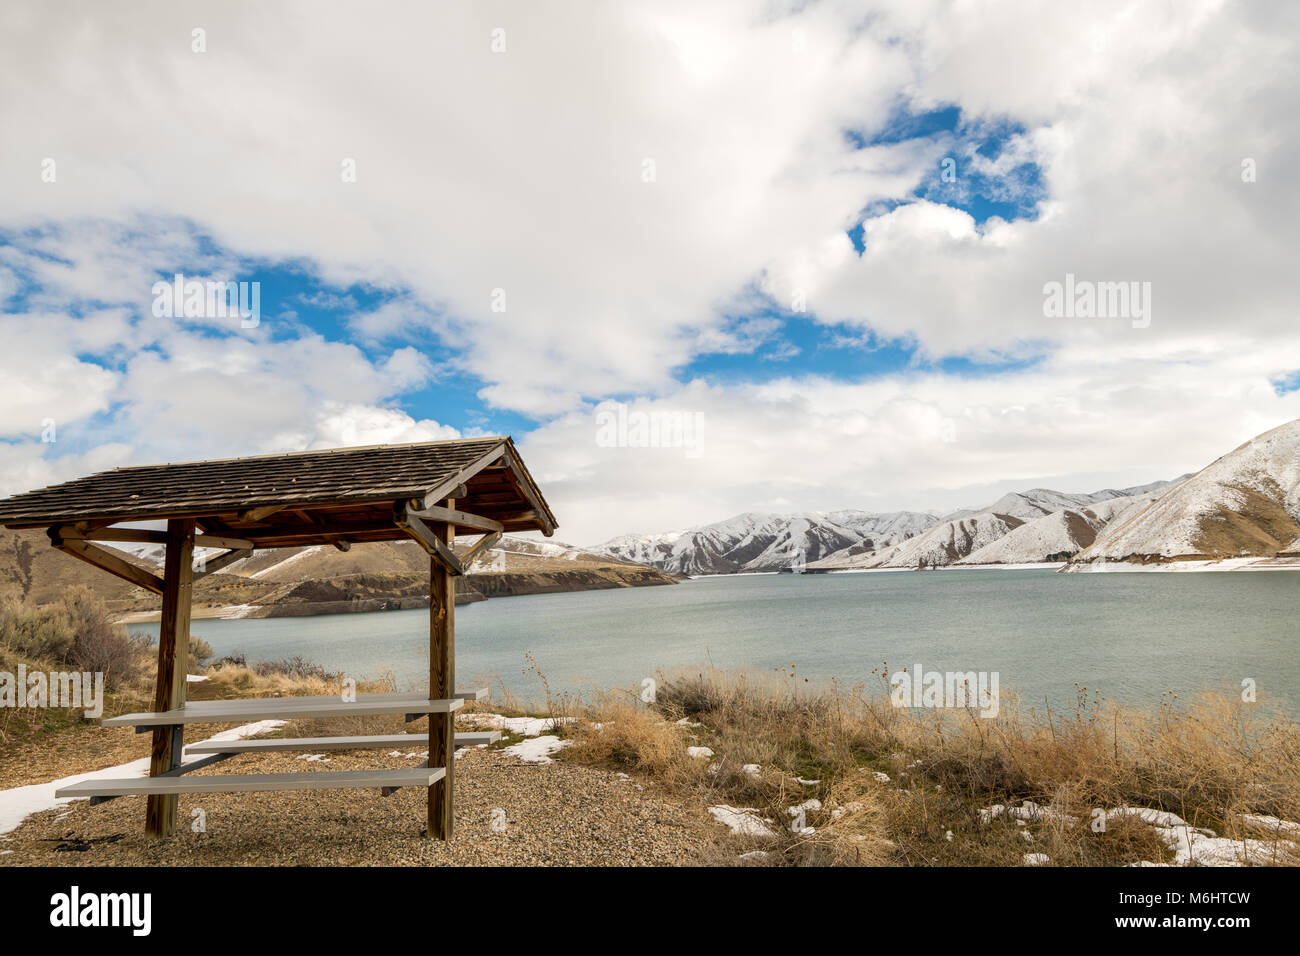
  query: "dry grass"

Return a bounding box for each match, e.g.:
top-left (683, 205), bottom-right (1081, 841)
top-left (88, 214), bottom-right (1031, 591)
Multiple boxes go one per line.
top-left (558, 665), bottom-right (1300, 866)
top-left (0, 596), bottom-right (384, 754)
top-left (196, 658), bottom-right (344, 700)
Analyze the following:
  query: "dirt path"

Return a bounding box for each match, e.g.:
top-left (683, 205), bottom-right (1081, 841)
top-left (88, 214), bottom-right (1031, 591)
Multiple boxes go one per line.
top-left (0, 734), bottom-right (711, 866)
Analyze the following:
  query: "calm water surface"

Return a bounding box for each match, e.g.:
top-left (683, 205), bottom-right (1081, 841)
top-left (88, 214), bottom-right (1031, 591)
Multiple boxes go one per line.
top-left (129, 570), bottom-right (1300, 713)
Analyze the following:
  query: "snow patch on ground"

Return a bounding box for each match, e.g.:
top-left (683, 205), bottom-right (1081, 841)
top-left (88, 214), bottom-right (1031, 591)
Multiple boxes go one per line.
top-left (1238, 813), bottom-right (1300, 837)
top-left (708, 805), bottom-right (778, 838)
top-left (984, 803), bottom-right (1300, 866)
top-left (501, 735), bottom-right (571, 764)
top-left (1153, 826), bottom-right (1293, 866)
top-left (457, 713), bottom-right (573, 737)
top-left (1106, 806), bottom-right (1194, 829)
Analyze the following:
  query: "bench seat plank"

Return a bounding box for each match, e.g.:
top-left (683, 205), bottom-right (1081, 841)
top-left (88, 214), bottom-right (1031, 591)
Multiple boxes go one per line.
top-left (55, 766), bottom-right (445, 799)
top-left (184, 731), bottom-right (500, 754)
top-left (101, 692), bottom-right (466, 728)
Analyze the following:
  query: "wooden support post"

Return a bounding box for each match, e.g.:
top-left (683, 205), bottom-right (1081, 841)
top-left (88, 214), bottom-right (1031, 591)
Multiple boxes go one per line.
top-left (428, 510), bottom-right (455, 839)
top-left (145, 518), bottom-right (195, 838)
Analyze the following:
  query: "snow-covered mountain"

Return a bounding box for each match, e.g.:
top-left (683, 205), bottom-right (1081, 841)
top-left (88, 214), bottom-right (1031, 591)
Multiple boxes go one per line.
top-left (595, 481), bottom-right (1181, 574)
top-left (943, 479), bottom-right (1186, 522)
top-left (957, 509), bottom-right (1104, 565)
top-left (598, 512), bottom-right (868, 575)
top-left (1070, 419), bottom-right (1300, 566)
top-left (813, 511), bottom-right (1026, 570)
top-left (952, 490), bottom-right (1168, 566)
top-left (819, 510), bottom-right (944, 549)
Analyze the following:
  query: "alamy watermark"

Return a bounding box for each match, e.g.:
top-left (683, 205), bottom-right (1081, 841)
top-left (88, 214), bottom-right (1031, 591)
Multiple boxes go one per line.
top-left (595, 401), bottom-right (704, 458)
top-left (152, 273), bottom-right (260, 327)
top-left (49, 886), bottom-right (151, 936)
top-left (890, 663), bottom-right (1000, 718)
top-left (1, 666), bottom-right (104, 717)
top-left (1042, 273), bottom-right (1151, 328)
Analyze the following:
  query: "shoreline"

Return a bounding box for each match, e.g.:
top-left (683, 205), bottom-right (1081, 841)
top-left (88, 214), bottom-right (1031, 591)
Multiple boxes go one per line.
top-left (114, 554), bottom-right (1300, 624)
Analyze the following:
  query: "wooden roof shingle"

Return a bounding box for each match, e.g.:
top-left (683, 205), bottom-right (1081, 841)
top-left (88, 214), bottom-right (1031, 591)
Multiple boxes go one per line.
top-left (0, 436), bottom-right (557, 537)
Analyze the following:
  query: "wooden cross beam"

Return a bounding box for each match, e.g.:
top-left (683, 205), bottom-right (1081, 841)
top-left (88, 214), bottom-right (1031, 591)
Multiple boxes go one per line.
top-left (459, 531), bottom-right (502, 568)
top-left (63, 526), bottom-right (256, 550)
top-left (393, 502), bottom-right (464, 575)
top-left (408, 504), bottom-right (504, 534)
top-left (194, 547), bottom-right (253, 579)
top-left (48, 529), bottom-right (165, 594)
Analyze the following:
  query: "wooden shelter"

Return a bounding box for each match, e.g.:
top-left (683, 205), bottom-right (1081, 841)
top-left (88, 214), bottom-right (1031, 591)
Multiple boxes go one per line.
top-left (0, 436), bottom-right (557, 839)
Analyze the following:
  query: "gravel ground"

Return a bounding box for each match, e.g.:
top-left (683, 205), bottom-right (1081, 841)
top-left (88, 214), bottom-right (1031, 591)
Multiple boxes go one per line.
top-left (0, 722), bottom-right (149, 791)
top-left (0, 737), bottom-right (711, 866)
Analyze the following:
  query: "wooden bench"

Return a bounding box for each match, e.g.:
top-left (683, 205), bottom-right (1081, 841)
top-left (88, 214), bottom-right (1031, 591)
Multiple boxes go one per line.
top-left (102, 691), bottom-right (468, 730)
top-left (55, 767), bottom-right (445, 800)
top-left (184, 731), bottom-right (501, 754)
top-left (74, 691), bottom-right (492, 808)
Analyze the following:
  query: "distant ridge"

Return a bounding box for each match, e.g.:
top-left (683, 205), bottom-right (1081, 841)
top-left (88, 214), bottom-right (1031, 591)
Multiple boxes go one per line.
top-left (595, 478), bottom-right (1189, 573)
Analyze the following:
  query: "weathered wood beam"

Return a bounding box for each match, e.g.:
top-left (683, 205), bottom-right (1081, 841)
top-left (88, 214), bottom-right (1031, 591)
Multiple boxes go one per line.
top-left (193, 548), bottom-right (252, 579)
top-left (242, 520), bottom-right (397, 542)
top-left (409, 505), bottom-right (504, 534)
top-left (146, 518), bottom-right (195, 838)
top-left (419, 445), bottom-right (508, 510)
top-left (238, 504), bottom-right (286, 523)
top-left (62, 526), bottom-right (255, 550)
top-left (469, 509), bottom-right (540, 525)
top-left (393, 503), bottom-right (463, 575)
top-left (195, 534), bottom-right (255, 550)
top-left (459, 532), bottom-right (501, 568)
top-left (497, 444), bottom-right (554, 534)
top-left (48, 529), bottom-right (165, 594)
top-left (428, 512), bottom-right (455, 839)
top-left (298, 508), bottom-right (353, 553)
top-left (81, 527), bottom-right (167, 544)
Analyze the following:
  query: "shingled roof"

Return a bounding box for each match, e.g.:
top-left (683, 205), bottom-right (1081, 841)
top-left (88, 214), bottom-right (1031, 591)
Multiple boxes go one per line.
top-left (0, 436), bottom-right (557, 541)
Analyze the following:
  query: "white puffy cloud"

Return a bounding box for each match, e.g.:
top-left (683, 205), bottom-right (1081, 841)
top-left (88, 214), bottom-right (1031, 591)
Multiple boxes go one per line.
top-left (0, 0), bottom-right (916, 410)
top-left (771, 0), bottom-right (1300, 357)
top-left (523, 340), bottom-right (1300, 544)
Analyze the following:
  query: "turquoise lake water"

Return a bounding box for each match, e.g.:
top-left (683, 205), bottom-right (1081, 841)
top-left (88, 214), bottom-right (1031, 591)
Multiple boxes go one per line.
top-left (129, 569), bottom-right (1299, 714)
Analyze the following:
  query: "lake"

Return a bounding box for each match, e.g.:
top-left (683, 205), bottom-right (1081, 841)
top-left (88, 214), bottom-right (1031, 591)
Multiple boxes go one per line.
top-left (128, 569), bottom-right (1300, 714)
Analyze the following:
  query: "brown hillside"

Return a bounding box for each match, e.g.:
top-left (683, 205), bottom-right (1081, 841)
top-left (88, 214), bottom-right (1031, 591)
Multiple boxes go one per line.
top-left (0, 529), bottom-right (679, 621)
